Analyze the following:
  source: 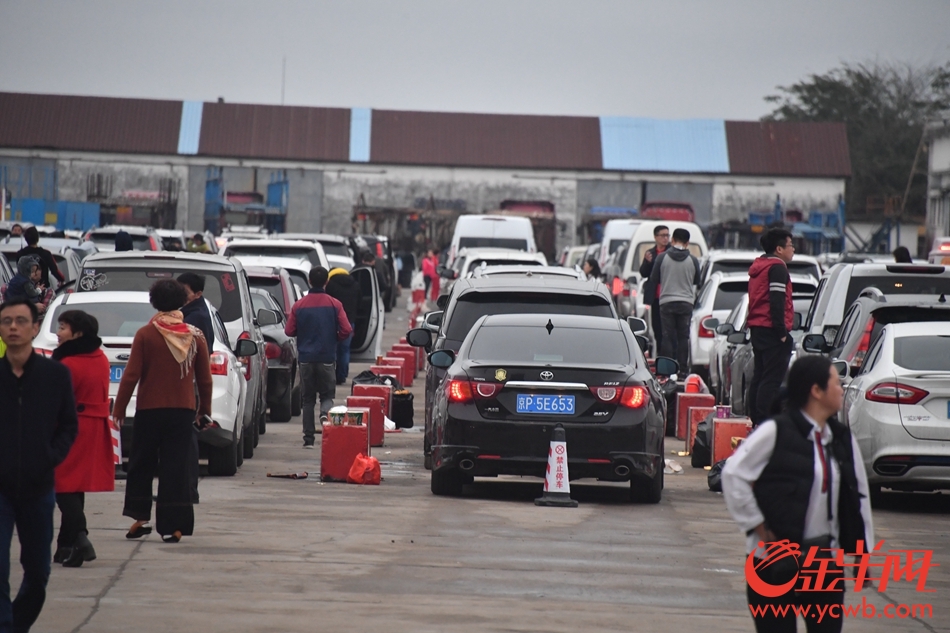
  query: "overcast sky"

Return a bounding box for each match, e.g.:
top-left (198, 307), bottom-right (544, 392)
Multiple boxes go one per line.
top-left (1, 0), bottom-right (948, 121)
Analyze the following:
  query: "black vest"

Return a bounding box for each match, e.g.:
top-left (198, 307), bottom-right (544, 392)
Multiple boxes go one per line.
top-left (752, 409), bottom-right (866, 551)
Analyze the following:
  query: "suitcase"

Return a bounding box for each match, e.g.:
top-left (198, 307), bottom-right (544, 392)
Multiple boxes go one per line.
top-left (321, 424), bottom-right (369, 482)
top-left (346, 396), bottom-right (385, 447)
top-left (711, 417), bottom-right (752, 464)
top-left (351, 383), bottom-right (392, 418)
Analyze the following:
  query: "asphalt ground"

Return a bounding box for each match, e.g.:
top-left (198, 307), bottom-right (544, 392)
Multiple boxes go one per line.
top-left (15, 293), bottom-right (950, 632)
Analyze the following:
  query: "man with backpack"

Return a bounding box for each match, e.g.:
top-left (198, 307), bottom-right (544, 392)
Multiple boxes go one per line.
top-left (648, 228), bottom-right (700, 380)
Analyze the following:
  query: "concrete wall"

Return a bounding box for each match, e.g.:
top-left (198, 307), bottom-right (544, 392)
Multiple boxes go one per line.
top-left (645, 181), bottom-right (713, 223)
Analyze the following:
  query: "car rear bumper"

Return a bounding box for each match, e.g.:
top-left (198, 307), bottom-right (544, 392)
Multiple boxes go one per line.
top-left (432, 446), bottom-right (661, 481)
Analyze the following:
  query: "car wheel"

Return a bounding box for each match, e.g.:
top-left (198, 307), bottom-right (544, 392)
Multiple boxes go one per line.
top-left (423, 437), bottom-right (432, 470)
top-left (430, 467), bottom-right (464, 496)
top-left (270, 389), bottom-right (293, 422)
top-left (257, 405), bottom-right (267, 436)
top-left (869, 485), bottom-right (884, 508)
top-left (252, 415), bottom-right (260, 448)
top-left (236, 431), bottom-right (245, 467)
top-left (630, 467), bottom-right (663, 504)
top-left (291, 384), bottom-right (302, 417)
top-left (243, 424), bottom-right (255, 459)
top-left (207, 438), bottom-right (238, 476)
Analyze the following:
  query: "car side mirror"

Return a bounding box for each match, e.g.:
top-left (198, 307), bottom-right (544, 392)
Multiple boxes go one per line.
top-left (423, 310), bottom-right (443, 333)
top-left (701, 317), bottom-right (720, 333)
top-left (727, 331), bottom-right (748, 344)
top-left (832, 360), bottom-right (849, 379)
top-left (257, 308), bottom-right (279, 327)
top-left (802, 333), bottom-right (830, 354)
top-left (654, 356), bottom-right (679, 377)
top-left (428, 349), bottom-right (455, 369)
top-left (235, 339), bottom-right (259, 357)
top-left (716, 323), bottom-right (735, 336)
top-left (793, 313), bottom-right (803, 330)
top-left (406, 328), bottom-right (433, 348)
top-left (627, 316), bottom-right (648, 335)
top-left (635, 334), bottom-right (650, 353)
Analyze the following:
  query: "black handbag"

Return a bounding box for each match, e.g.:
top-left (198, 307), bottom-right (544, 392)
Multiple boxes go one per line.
top-left (391, 391), bottom-right (414, 429)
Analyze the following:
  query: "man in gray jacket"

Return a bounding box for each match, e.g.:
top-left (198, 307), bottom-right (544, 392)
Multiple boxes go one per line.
top-left (648, 228), bottom-right (700, 379)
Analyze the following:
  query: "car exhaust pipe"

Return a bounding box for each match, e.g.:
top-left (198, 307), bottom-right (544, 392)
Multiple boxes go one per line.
top-left (614, 463), bottom-right (631, 478)
top-left (459, 458), bottom-right (475, 471)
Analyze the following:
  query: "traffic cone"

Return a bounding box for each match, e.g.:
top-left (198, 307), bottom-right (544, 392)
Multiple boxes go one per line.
top-left (534, 424), bottom-right (578, 508)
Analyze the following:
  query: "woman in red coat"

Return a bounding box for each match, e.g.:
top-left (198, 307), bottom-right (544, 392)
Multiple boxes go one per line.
top-left (52, 310), bottom-right (114, 568)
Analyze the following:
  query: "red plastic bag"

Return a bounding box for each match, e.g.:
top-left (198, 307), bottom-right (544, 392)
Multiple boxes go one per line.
top-left (347, 453), bottom-right (381, 485)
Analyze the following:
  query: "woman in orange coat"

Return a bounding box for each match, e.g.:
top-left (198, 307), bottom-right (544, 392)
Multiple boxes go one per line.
top-left (52, 310), bottom-right (114, 568)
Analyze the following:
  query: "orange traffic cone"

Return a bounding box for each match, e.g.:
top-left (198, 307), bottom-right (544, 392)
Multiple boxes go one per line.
top-left (534, 424), bottom-right (578, 508)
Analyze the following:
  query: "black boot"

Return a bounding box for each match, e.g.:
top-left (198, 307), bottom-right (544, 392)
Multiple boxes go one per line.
top-left (62, 532), bottom-right (97, 568)
top-left (53, 546), bottom-right (71, 564)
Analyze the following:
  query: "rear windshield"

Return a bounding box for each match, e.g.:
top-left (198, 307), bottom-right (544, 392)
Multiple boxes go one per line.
top-left (248, 277), bottom-right (286, 312)
top-left (319, 241), bottom-right (351, 258)
top-left (632, 242), bottom-right (703, 272)
top-left (846, 275), bottom-right (950, 308)
top-left (51, 302), bottom-right (155, 338)
top-left (788, 261), bottom-right (820, 278)
top-left (893, 336), bottom-right (950, 371)
top-left (458, 237), bottom-right (528, 251)
top-left (75, 267), bottom-right (244, 323)
top-left (446, 292), bottom-right (615, 343)
top-left (465, 258), bottom-right (543, 274)
top-left (469, 325), bottom-right (630, 365)
top-left (88, 233), bottom-right (153, 250)
top-left (714, 281), bottom-right (748, 311)
top-left (162, 237), bottom-right (184, 251)
top-left (224, 245), bottom-right (321, 266)
top-left (711, 261), bottom-right (752, 276)
top-left (286, 270), bottom-right (309, 296)
top-left (608, 239), bottom-right (629, 256)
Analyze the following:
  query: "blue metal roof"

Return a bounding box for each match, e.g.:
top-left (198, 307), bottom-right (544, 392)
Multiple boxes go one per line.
top-left (349, 108), bottom-right (371, 162)
top-left (599, 117), bottom-right (729, 173)
top-left (177, 101), bottom-right (203, 155)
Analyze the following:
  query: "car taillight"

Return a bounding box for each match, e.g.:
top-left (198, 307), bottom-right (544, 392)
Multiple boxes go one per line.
top-left (265, 342), bottom-right (282, 360)
top-left (621, 281), bottom-right (637, 298)
top-left (210, 352), bottom-right (229, 376)
top-left (849, 318), bottom-right (875, 367)
top-left (239, 331), bottom-right (252, 380)
top-left (590, 386), bottom-right (621, 403)
top-left (619, 386), bottom-right (648, 408)
top-left (35, 348), bottom-right (54, 357)
top-left (698, 315), bottom-right (715, 338)
top-left (447, 379), bottom-right (474, 403)
top-left (149, 236), bottom-right (159, 250)
top-left (865, 382), bottom-right (929, 405)
top-left (376, 243), bottom-right (384, 258)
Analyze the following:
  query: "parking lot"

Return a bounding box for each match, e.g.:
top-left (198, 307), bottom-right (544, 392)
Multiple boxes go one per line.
top-left (14, 297), bottom-right (948, 633)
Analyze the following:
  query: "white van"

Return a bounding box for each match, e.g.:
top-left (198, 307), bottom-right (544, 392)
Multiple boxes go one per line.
top-left (617, 220), bottom-right (709, 318)
top-left (598, 219), bottom-right (643, 267)
top-left (448, 215), bottom-right (537, 265)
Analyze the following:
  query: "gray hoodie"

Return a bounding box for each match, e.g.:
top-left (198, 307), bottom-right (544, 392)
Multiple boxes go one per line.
top-left (648, 246), bottom-right (700, 306)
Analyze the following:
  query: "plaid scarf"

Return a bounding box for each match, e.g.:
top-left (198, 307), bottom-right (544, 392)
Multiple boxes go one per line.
top-left (151, 311), bottom-right (199, 378)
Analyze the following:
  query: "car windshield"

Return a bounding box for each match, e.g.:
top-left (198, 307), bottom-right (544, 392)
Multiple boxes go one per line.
top-left (608, 239), bottom-right (629, 255)
top-left (319, 242), bottom-right (351, 257)
top-left (88, 233), bottom-right (153, 250)
top-left (893, 335), bottom-right (950, 371)
top-left (788, 262), bottom-right (820, 278)
top-left (75, 267), bottom-right (244, 323)
top-left (466, 258), bottom-right (542, 274)
top-left (50, 302), bottom-right (156, 338)
top-left (846, 275), bottom-right (950, 308)
top-left (161, 237), bottom-right (184, 251)
top-left (446, 292), bottom-right (615, 343)
top-left (248, 277), bottom-right (286, 312)
top-left (458, 237), bottom-right (528, 251)
top-left (632, 242), bottom-right (703, 271)
top-left (714, 281), bottom-right (748, 311)
top-left (469, 325), bottom-right (630, 365)
top-left (224, 246), bottom-right (320, 266)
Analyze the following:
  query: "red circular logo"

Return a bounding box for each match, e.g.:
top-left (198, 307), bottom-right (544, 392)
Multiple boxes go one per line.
top-left (745, 540), bottom-right (800, 598)
top-left (555, 445), bottom-right (566, 455)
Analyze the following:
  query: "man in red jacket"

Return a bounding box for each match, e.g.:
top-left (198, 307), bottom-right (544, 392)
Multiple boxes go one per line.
top-left (746, 228), bottom-right (795, 425)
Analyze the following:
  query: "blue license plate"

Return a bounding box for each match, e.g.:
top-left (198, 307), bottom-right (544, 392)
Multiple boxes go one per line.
top-left (516, 394), bottom-right (575, 415)
top-left (110, 365), bottom-right (125, 383)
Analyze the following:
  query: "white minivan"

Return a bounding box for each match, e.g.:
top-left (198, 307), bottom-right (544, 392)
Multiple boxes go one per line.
top-left (597, 219), bottom-right (642, 268)
top-left (448, 215), bottom-right (537, 265)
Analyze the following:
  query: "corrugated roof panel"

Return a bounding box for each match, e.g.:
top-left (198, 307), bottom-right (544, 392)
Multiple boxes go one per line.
top-left (349, 107), bottom-right (371, 162)
top-left (370, 110), bottom-right (602, 170)
top-left (198, 102), bottom-right (350, 161)
top-left (177, 101), bottom-right (203, 155)
top-left (0, 92), bottom-right (181, 154)
top-left (725, 121), bottom-right (852, 177)
top-left (600, 118), bottom-right (729, 173)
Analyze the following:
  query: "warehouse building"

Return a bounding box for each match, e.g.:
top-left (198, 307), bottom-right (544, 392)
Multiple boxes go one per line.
top-left (1, 91), bottom-right (852, 254)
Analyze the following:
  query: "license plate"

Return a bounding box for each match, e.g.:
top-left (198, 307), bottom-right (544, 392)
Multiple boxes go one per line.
top-left (110, 365), bottom-right (125, 383)
top-left (516, 394), bottom-right (575, 415)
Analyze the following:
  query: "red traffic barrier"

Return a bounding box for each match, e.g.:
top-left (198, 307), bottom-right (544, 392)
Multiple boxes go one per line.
top-left (346, 396), bottom-right (385, 447)
top-left (321, 424), bottom-right (368, 482)
top-left (675, 393), bottom-right (715, 440)
top-left (352, 384), bottom-right (392, 417)
top-left (380, 357), bottom-right (411, 387)
top-left (388, 349), bottom-right (417, 378)
top-left (370, 365), bottom-right (400, 384)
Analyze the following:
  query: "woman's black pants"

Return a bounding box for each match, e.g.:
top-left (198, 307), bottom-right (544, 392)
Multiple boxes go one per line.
top-left (123, 408), bottom-right (196, 536)
top-left (55, 493), bottom-right (86, 548)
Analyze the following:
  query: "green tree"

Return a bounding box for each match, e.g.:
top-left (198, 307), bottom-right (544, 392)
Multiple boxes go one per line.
top-left (764, 61), bottom-right (950, 217)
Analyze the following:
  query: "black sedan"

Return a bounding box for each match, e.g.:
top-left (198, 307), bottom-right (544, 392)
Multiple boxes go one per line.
top-left (410, 313), bottom-right (676, 503)
top-left (250, 288), bottom-right (300, 422)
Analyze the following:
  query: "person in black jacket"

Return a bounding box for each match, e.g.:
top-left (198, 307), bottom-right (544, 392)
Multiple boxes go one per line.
top-left (638, 225), bottom-right (670, 355)
top-left (325, 268), bottom-right (361, 385)
top-left (176, 273), bottom-right (214, 353)
top-left (15, 226), bottom-right (65, 290)
top-left (0, 299), bottom-right (79, 633)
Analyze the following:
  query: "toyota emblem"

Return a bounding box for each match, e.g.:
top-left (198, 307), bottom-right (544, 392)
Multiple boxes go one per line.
top-left (540, 370), bottom-right (554, 381)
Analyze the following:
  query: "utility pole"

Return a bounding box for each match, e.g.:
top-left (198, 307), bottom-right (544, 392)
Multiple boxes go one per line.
top-left (281, 56), bottom-right (286, 105)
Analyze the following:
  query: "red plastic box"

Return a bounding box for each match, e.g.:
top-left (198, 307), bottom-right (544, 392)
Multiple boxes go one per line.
top-left (321, 423), bottom-right (369, 482)
top-left (390, 346), bottom-right (418, 377)
top-left (687, 406), bottom-right (716, 454)
top-left (381, 357), bottom-right (411, 386)
top-left (711, 417), bottom-right (752, 464)
top-left (351, 384), bottom-right (392, 417)
top-left (346, 396), bottom-right (385, 447)
top-left (370, 365), bottom-right (400, 384)
top-left (675, 393), bottom-right (715, 440)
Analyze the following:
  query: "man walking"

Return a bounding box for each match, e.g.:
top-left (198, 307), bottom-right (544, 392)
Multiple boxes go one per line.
top-left (648, 228), bottom-right (700, 379)
top-left (639, 225), bottom-right (670, 354)
top-left (747, 228), bottom-right (796, 425)
top-left (0, 299), bottom-right (78, 633)
top-left (285, 267), bottom-right (353, 448)
top-left (325, 268), bottom-right (361, 385)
